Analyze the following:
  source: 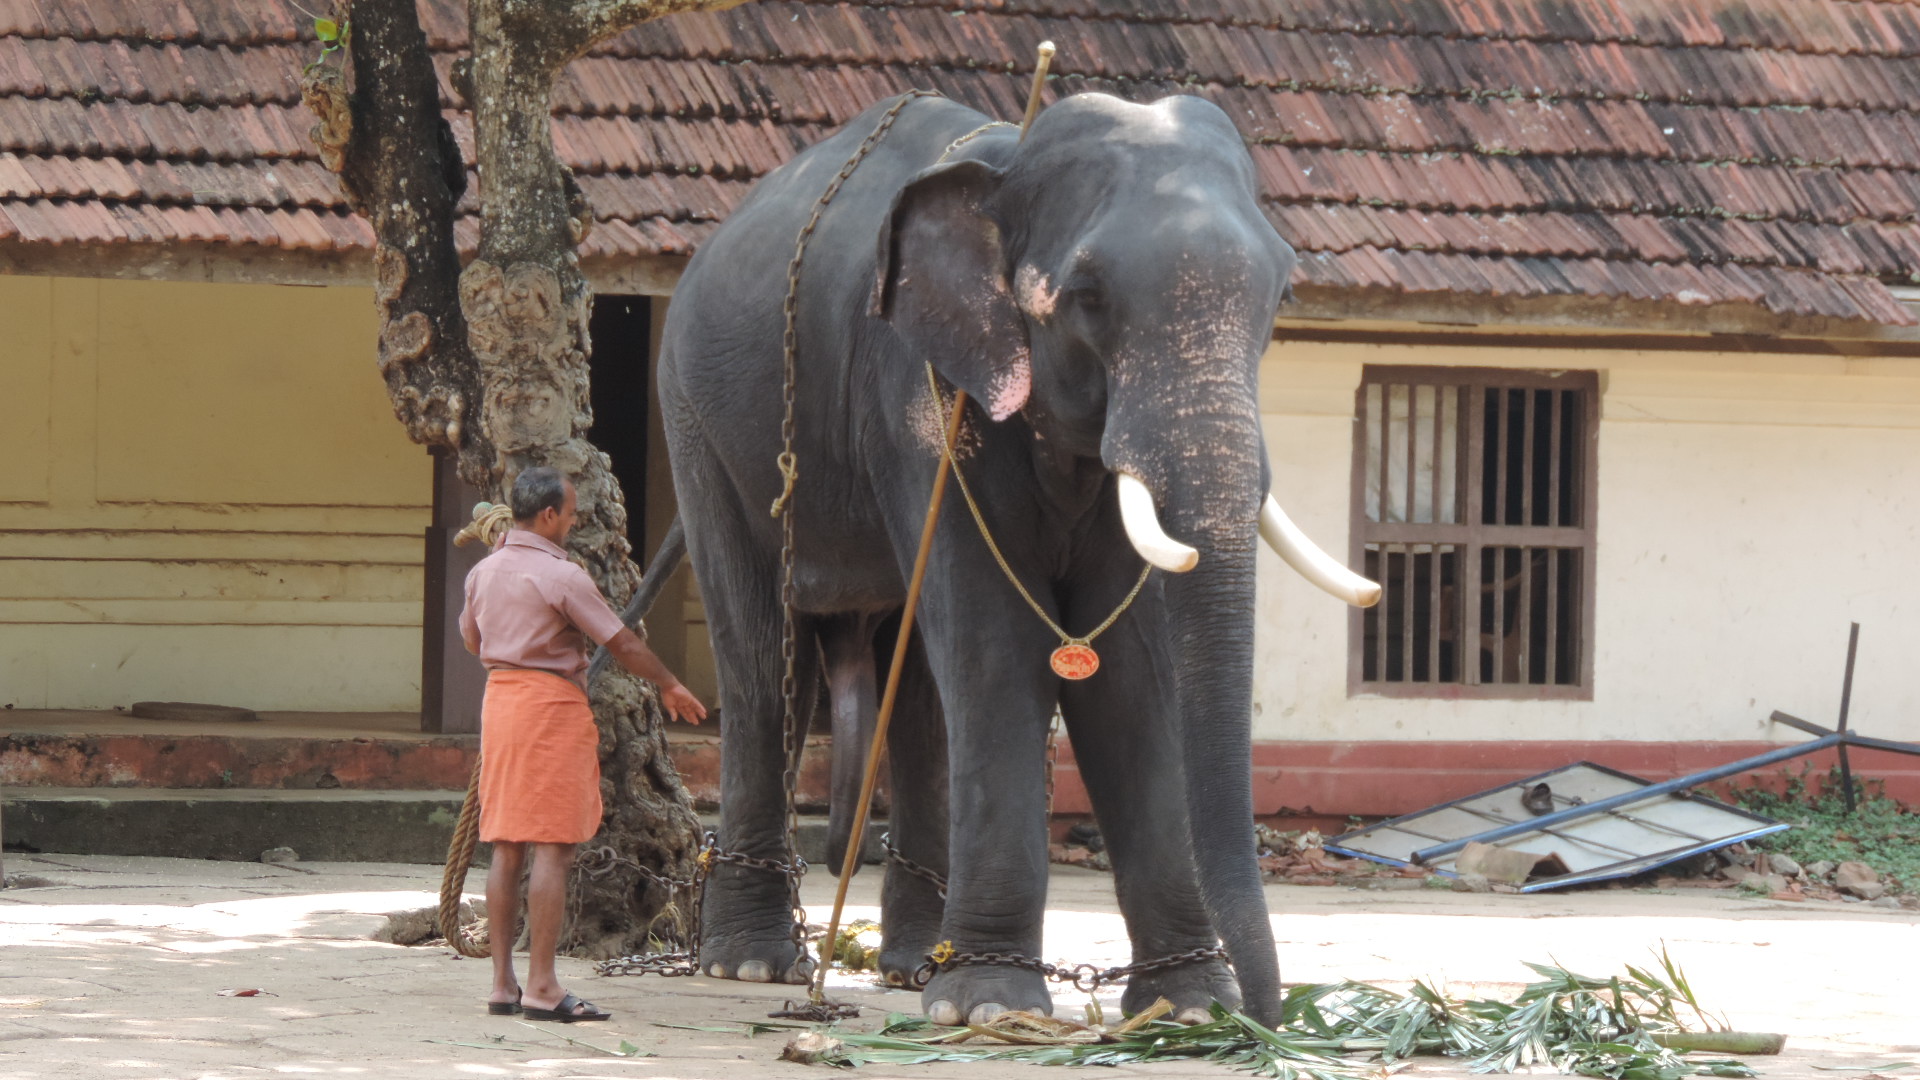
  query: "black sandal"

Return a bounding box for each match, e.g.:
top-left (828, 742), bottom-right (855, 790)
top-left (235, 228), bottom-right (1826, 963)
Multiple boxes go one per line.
top-left (523, 992), bottom-right (610, 1023)
top-left (487, 992), bottom-right (522, 1015)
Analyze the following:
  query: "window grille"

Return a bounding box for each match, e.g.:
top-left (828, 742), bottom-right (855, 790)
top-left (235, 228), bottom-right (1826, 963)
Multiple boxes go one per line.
top-left (1348, 367), bottom-right (1598, 699)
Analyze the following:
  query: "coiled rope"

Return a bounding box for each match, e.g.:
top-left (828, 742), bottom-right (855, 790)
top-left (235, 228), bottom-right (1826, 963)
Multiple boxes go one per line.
top-left (436, 501), bottom-right (512, 957)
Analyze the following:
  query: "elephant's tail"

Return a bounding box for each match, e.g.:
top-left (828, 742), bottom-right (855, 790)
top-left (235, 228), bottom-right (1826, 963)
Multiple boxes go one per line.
top-left (585, 516), bottom-right (688, 687)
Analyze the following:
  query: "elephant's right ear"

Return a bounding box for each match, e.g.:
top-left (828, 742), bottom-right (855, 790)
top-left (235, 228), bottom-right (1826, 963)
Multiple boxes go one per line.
top-left (871, 159), bottom-right (1031, 421)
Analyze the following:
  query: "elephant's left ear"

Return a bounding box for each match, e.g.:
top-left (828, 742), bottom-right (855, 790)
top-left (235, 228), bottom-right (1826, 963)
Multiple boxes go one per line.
top-left (871, 159), bottom-right (1031, 421)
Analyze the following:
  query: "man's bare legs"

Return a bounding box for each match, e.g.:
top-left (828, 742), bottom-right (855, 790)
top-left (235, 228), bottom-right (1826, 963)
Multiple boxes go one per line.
top-left (485, 841), bottom-right (528, 1008)
top-left (520, 842), bottom-right (579, 1012)
top-left (485, 841), bottom-right (584, 1013)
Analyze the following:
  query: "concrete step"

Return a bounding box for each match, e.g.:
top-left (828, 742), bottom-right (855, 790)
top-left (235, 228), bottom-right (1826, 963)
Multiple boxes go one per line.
top-left (0, 787), bottom-right (886, 867)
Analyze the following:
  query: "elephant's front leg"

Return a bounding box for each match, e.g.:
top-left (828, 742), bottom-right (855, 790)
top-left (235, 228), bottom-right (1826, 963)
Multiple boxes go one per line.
top-left (914, 594), bottom-right (1061, 1025)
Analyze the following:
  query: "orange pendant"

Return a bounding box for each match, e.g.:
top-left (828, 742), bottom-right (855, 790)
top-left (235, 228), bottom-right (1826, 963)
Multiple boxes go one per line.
top-left (1050, 643), bottom-right (1100, 680)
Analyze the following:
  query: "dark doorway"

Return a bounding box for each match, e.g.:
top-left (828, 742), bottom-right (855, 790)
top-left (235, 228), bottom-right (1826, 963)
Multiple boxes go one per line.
top-left (588, 294), bottom-right (652, 550)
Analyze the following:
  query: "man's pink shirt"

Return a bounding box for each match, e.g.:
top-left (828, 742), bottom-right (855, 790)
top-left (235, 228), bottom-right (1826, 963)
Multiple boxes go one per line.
top-left (460, 530), bottom-right (627, 688)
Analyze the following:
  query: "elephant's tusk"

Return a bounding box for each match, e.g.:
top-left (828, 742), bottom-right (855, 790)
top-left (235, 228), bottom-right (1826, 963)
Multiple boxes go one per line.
top-left (1260, 494), bottom-right (1382, 607)
top-left (1116, 473), bottom-right (1199, 573)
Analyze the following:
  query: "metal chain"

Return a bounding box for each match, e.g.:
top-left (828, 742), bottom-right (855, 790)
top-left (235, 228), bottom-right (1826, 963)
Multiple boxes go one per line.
top-left (599, 98), bottom-right (1215, 1008)
top-left (1044, 707), bottom-right (1063, 820)
top-left (591, 833), bottom-right (807, 978)
top-left (593, 92), bottom-right (938, 990)
top-left (880, 831), bottom-right (948, 898)
top-left (772, 90), bottom-right (942, 980)
top-left (936, 120), bottom-right (1015, 164)
top-left (587, 835), bottom-right (708, 978)
top-left (912, 944), bottom-right (1230, 994)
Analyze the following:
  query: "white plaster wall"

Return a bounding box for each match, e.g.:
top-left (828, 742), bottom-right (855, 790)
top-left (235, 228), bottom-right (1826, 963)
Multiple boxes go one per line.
top-left (1253, 338), bottom-right (1920, 744)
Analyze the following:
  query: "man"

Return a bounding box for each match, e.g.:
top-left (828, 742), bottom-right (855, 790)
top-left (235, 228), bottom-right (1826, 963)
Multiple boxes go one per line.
top-left (460, 466), bottom-right (707, 1023)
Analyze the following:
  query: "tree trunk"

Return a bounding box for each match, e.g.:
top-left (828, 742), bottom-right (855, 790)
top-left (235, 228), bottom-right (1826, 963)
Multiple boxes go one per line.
top-left (301, 0), bottom-right (737, 958)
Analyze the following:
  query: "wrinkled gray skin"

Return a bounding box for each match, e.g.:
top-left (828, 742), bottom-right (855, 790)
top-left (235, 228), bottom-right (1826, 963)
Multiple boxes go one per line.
top-left (658, 92), bottom-right (1296, 1026)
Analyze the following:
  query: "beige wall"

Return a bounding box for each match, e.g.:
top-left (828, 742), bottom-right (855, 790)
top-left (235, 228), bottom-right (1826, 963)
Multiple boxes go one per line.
top-left (1255, 337), bottom-right (1920, 744)
top-left (0, 276), bottom-right (430, 711)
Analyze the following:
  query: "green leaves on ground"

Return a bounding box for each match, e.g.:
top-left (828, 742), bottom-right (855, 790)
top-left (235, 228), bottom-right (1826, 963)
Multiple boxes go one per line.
top-left (1728, 766), bottom-right (1920, 895)
top-left (802, 956), bottom-right (1756, 1078)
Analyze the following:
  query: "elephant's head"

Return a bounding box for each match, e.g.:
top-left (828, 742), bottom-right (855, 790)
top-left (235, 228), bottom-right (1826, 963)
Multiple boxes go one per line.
top-left (872, 93), bottom-right (1378, 1026)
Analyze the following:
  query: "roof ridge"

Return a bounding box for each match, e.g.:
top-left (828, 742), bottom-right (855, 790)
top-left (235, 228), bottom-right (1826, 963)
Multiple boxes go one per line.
top-left (1250, 137), bottom-right (1920, 184)
top-left (1307, 238), bottom-right (1910, 283)
top-left (2, 191), bottom-right (354, 212)
top-left (11, 0), bottom-right (1918, 63)
top-left (5, 88), bottom-right (304, 108)
top-left (1297, 247), bottom-right (1913, 325)
top-left (1262, 190), bottom-right (1919, 233)
top-left (571, 45), bottom-right (1920, 120)
top-left (1283, 213), bottom-right (1916, 282)
top-left (550, 100), bottom-right (1920, 175)
top-left (820, 0), bottom-right (1920, 65)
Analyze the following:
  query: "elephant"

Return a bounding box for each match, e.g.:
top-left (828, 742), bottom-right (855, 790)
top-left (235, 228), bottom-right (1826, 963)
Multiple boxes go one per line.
top-left (654, 89), bottom-right (1377, 1029)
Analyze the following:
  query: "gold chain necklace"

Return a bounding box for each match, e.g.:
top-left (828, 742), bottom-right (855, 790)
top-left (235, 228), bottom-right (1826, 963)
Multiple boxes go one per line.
top-left (925, 363), bottom-right (1151, 679)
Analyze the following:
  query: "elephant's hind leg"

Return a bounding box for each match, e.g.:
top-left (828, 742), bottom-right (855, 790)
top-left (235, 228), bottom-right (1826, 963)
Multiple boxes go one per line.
top-left (684, 477), bottom-right (818, 984)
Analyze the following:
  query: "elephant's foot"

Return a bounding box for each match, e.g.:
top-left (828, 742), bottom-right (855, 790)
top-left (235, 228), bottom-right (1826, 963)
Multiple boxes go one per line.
top-left (921, 963), bottom-right (1051, 1026)
top-left (877, 924), bottom-right (941, 989)
top-left (696, 868), bottom-right (812, 984)
top-left (1120, 956), bottom-right (1241, 1024)
top-left (877, 882), bottom-right (945, 989)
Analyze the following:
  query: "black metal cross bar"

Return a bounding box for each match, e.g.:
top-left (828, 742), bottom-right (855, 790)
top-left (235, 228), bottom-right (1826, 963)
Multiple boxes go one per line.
top-left (1412, 624), bottom-right (1920, 866)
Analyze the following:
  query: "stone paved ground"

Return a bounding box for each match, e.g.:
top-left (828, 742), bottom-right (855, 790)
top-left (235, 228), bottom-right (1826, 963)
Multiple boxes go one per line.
top-left (0, 852), bottom-right (1914, 1080)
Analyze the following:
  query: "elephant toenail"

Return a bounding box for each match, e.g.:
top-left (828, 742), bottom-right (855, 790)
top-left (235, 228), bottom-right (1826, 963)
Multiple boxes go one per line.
top-left (707, 962), bottom-right (727, 978)
top-left (884, 971), bottom-right (906, 987)
top-left (738, 960), bottom-right (773, 982)
top-left (1175, 1007), bottom-right (1213, 1026)
top-left (927, 1000), bottom-right (963, 1026)
top-left (968, 1003), bottom-right (1008, 1025)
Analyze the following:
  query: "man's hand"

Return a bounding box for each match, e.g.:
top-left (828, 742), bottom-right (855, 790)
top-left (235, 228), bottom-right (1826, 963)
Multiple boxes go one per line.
top-left (605, 628), bottom-right (708, 724)
top-left (658, 682), bottom-right (708, 725)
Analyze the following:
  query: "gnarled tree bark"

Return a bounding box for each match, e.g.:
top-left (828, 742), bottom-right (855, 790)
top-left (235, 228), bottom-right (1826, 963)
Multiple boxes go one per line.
top-left (303, 0), bottom-right (741, 957)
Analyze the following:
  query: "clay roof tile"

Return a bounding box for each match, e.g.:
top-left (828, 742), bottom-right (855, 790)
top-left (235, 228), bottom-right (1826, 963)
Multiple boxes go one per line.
top-left (8, 0), bottom-right (1920, 325)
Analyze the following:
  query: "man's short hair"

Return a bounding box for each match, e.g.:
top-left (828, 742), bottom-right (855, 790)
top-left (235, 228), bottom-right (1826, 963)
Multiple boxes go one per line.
top-left (510, 466), bottom-right (569, 521)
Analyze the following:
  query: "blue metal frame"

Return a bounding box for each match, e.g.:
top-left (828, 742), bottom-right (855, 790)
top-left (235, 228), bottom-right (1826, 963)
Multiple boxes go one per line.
top-left (1326, 760), bottom-right (1791, 892)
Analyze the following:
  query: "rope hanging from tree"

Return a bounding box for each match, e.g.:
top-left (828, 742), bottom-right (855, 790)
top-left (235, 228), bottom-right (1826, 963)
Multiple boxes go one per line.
top-left (438, 499), bottom-right (512, 957)
top-left (455, 501), bottom-right (515, 549)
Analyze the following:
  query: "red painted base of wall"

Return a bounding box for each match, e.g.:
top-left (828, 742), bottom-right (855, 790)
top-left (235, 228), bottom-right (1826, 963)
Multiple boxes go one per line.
top-left (11, 724), bottom-right (1912, 835)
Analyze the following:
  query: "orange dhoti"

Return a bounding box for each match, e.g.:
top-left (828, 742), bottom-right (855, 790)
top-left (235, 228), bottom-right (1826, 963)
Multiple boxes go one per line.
top-left (479, 669), bottom-right (603, 844)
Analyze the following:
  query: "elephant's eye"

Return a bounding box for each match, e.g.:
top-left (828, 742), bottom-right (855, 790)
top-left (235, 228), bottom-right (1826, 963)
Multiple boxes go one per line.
top-left (1062, 276), bottom-right (1105, 312)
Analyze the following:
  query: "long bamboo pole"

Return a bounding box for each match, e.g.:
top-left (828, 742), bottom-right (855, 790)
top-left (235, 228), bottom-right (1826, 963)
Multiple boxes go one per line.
top-left (808, 41), bottom-right (1057, 1006)
top-left (809, 388), bottom-right (969, 1002)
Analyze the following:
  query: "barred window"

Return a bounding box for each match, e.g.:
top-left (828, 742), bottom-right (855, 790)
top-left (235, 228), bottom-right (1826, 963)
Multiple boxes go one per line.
top-left (1348, 367), bottom-right (1598, 699)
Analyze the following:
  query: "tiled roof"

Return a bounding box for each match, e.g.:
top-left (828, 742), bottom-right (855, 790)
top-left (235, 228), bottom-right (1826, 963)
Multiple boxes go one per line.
top-left (4, 0), bottom-right (1919, 326)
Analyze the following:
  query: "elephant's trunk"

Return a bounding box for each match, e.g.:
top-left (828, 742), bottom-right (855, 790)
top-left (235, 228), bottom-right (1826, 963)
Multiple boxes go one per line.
top-left (1163, 516), bottom-right (1281, 1027)
top-left (1107, 394), bottom-right (1283, 1027)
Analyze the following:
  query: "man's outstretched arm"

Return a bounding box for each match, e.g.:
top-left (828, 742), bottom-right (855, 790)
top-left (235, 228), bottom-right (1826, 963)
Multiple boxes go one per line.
top-left (604, 628), bottom-right (708, 724)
